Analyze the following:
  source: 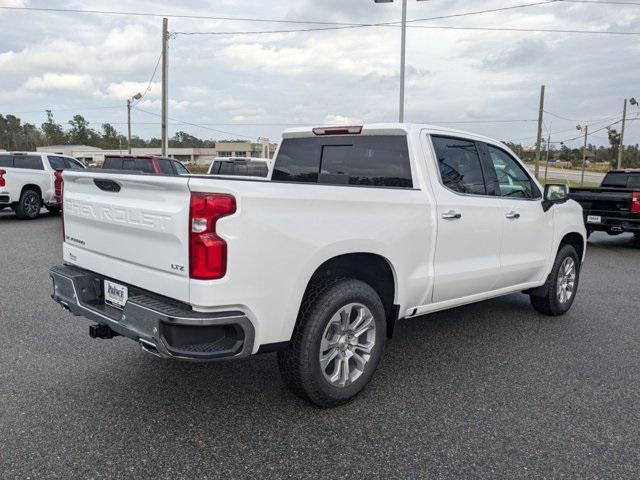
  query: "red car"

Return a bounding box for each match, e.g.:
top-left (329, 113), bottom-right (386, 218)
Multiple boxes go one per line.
top-left (102, 155), bottom-right (190, 175)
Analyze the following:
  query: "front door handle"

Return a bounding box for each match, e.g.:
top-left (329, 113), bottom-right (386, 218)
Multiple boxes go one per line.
top-left (505, 211), bottom-right (521, 220)
top-left (442, 210), bottom-right (462, 220)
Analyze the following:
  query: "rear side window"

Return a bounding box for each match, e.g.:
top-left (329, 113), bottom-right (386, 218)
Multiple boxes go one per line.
top-left (0, 154), bottom-right (14, 167)
top-left (156, 158), bottom-right (175, 175)
top-left (431, 136), bottom-right (485, 195)
top-left (273, 135), bottom-right (413, 188)
top-left (123, 158), bottom-right (155, 173)
top-left (12, 155), bottom-right (44, 170)
top-left (103, 158), bottom-right (123, 170)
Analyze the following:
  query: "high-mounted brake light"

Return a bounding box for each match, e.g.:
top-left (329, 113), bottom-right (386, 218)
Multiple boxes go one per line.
top-left (189, 193), bottom-right (236, 280)
top-left (312, 126), bottom-right (362, 136)
top-left (632, 192), bottom-right (640, 214)
top-left (0, 169), bottom-right (5, 188)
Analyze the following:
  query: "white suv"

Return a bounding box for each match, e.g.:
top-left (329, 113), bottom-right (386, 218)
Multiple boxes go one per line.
top-left (0, 152), bottom-right (85, 219)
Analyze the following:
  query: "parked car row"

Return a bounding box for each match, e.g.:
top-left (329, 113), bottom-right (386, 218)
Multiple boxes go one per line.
top-left (49, 123), bottom-right (587, 407)
top-left (0, 152), bottom-right (84, 219)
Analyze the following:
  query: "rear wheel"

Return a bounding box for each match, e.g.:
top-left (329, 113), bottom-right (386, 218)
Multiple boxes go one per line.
top-left (530, 244), bottom-right (581, 316)
top-left (278, 278), bottom-right (386, 407)
top-left (15, 189), bottom-right (41, 220)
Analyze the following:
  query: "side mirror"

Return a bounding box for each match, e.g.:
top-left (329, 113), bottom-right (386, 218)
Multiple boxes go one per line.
top-left (542, 184), bottom-right (569, 212)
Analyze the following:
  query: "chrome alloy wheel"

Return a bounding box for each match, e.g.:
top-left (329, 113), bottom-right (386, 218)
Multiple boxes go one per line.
top-left (557, 257), bottom-right (576, 304)
top-left (319, 302), bottom-right (376, 388)
top-left (23, 192), bottom-right (40, 217)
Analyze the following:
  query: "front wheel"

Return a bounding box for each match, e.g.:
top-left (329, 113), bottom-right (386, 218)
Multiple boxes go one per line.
top-left (530, 244), bottom-right (581, 316)
top-left (278, 278), bottom-right (386, 407)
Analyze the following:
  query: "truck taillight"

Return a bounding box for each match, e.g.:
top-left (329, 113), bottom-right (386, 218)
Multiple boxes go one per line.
top-left (632, 192), bottom-right (640, 214)
top-left (0, 169), bottom-right (5, 188)
top-left (54, 169), bottom-right (63, 208)
top-left (189, 193), bottom-right (236, 280)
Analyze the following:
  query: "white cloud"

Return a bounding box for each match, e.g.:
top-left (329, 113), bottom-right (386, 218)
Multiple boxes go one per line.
top-left (324, 114), bottom-right (362, 125)
top-left (24, 73), bottom-right (94, 92)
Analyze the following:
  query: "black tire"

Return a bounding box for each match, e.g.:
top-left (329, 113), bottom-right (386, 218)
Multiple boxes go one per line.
top-left (46, 205), bottom-right (61, 215)
top-left (278, 278), bottom-right (386, 407)
top-left (530, 244), bottom-right (581, 316)
top-left (15, 189), bottom-right (41, 220)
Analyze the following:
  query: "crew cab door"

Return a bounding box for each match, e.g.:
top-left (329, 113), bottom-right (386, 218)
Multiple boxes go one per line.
top-left (479, 143), bottom-right (553, 287)
top-left (428, 135), bottom-right (504, 303)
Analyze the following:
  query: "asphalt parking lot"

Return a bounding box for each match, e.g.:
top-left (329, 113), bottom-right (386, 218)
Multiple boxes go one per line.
top-left (2, 211), bottom-right (640, 479)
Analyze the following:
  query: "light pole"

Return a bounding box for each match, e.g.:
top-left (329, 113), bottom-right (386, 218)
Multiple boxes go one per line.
top-left (127, 92), bottom-right (143, 154)
top-left (374, 0), bottom-right (428, 122)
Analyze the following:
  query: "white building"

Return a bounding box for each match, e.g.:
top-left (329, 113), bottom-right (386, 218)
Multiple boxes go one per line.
top-left (37, 140), bottom-right (276, 167)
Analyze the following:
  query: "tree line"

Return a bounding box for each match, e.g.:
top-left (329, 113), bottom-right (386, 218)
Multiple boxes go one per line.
top-left (0, 111), bottom-right (248, 151)
top-left (1, 111), bottom-right (638, 168)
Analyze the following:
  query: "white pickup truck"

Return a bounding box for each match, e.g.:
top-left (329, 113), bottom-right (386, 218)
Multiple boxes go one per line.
top-left (50, 124), bottom-right (586, 407)
top-left (0, 152), bottom-right (85, 219)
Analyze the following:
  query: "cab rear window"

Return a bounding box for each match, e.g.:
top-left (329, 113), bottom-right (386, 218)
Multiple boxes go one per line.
top-left (272, 135), bottom-right (413, 188)
top-left (602, 172), bottom-right (640, 188)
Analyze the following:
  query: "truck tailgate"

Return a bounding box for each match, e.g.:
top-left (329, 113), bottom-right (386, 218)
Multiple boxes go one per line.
top-left (569, 188), bottom-right (633, 214)
top-left (61, 170), bottom-right (191, 302)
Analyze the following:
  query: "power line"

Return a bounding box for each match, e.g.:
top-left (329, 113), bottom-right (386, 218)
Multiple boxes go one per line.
top-left (132, 106), bottom-right (256, 139)
top-left (543, 110), bottom-right (620, 122)
top-left (0, 1), bottom-right (561, 27)
top-left (174, 23), bottom-right (640, 37)
top-left (132, 52), bottom-right (162, 106)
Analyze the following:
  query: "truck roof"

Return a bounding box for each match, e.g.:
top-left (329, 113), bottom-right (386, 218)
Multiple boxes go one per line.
top-left (282, 123), bottom-right (502, 145)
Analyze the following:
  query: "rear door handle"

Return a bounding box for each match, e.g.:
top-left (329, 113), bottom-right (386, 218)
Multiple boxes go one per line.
top-left (505, 211), bottom-right (521, 220)
top-left (442, 210), bottom-right (462, 220)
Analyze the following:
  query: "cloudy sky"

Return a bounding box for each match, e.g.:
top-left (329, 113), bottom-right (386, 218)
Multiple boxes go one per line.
top-left (1, 0), bottom-right (639, 147)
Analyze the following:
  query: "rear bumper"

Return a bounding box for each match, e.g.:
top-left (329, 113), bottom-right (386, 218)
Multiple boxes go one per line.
top-left (0, 192), bottom-right (10, 205)
top-left (49, 264), bottom-right (255, 361)
top-left (584, 214), bottom-right (640, 233)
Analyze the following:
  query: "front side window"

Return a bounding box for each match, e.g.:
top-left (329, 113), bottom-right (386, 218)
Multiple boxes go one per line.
top-left (431, 136), bottom-right (486, 195)
top-left (273, 135), bottom-right (413, 188)
top-left (486, 145), bottom-right (539, 199)
top-left (173, 161), bottom-right (190, 175)
top-left (48, 156), bottom-right (65, 170)
top-left (64, 158), bottom-right (85, 169)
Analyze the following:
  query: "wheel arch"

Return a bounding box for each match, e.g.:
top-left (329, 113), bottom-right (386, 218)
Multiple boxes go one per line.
top-left (560, 231), bottom-right (585, 263)
top-left (296, 252), bottom-right (399, 339)
top-left (21, 184), bottom-right (43, 199)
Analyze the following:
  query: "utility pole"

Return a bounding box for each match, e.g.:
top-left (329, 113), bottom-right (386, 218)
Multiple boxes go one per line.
top-left (544, 133), bottom-right (551, 185)
top-left (580, 125), bottom-right (588, 186)
top-left (618, 98), bottom-right (627, 170)
top-left (161, 17), bottom-right (169, 156)
top-left (534, 84), bottom-right (545, 179)
top-left (127, 99), bottom-right (132, 154)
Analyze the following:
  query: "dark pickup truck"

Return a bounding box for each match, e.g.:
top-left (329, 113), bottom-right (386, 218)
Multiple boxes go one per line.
top-left (569, 170), bottom-right (640, 238)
